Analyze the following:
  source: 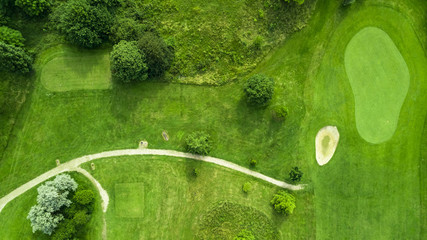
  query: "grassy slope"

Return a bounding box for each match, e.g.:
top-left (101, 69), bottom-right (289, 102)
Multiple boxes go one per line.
top-left (40, 45), bottom-right (111, 92)
top-left (301, 0), bottom-right (427, 239)
top-left (344, 27), bottom-right (410, 144)
top-left (79, 156), bottom-right (315, 239)
top-left (421, 118), bottom-right (427, 239)
top-left (0, 172), bottom-right (103, 240)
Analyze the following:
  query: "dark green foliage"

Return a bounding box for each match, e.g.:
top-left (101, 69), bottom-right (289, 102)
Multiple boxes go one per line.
top-left (284, 0), bottom-right (305, 4)
top-left (51, 219), bottom-right (76, 240)
top-left (15, 0), bottom-right (52, 16)
top-left (72, 210), bottom-right (89, 226)
top-left (73, 190), bottom-right (94, 206)
top-left (185, 131), bottom-right (212, 155)
top-left (50, 0), bottom-right (113, 48)
top-left (234, 229), bottom-right (255, 240)
top-left (289, 167), bottom-right (303, 182)
top-left (109, 17), bottom-right (147, 44)
top-left (110, 40), bottom-right (148, 83)
top-left (342, 0), bottom-right (356, 6)
top-left (137, 32), bottom-right (174, 77)
top-left (272, 105), bottom-right (288, 121)
top-left (249, 159), bottom-right (257, 167)
top-left (198, 201), bottom-right (279, 239)
top-left (0, 26), bottom-right (25, 47)
top-left (243, 74), bottom-right (275, 105)
top-left (270, 190), bottom-right (296, 215)
top-left (193, 168), bottom-right (199, 177)
top-left (0, 42), bottom-right (32, 74)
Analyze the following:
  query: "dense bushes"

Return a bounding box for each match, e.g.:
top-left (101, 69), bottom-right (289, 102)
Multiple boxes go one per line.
top-left (137, 32), bottom-right (174, 77)
top-left (270, 190), bottom-right (296, 215)
top-left (0, 26), bottom-right (25, 47)
top-left (289, 167), bottom-right (303, 182)
top-left (109, 17), bottom-right (146, 44)
top-left (110, 40), bottom-right (148, 83)
top-left (15, 0), bottom-right (52, 16)
top-left (0, 42), bottom-right (32, 74)
top-left (244, 74), bottom-right (275, 105)
top-left (50, 0), bottom-right (113, 48)
top-left (185, 131), bottom-right (212, 155)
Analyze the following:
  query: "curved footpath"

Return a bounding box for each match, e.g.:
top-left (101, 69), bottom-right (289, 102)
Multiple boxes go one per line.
top-left (0, 148), bottom-right (305, 213)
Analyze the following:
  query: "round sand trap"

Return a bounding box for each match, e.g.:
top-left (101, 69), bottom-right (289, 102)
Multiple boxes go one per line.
top-left (315, 126), bottom-right (340, 166)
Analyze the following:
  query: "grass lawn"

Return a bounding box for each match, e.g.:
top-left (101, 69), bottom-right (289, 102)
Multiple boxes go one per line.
top-left (40, 45), bottom-right (111, 92)
top-left (79, 156), bottom-right (315, 239)
top-left (0, 172), bottom-right (103, 240)
top-left (344, 27), bottom-right (410, 144)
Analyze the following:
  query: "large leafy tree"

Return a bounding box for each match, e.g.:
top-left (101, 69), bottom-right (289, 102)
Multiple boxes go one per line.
top-left (137, 32), bottom-right (174, 77)
top-left (110, 40), bottom-right (148, 83)
top-left (0, 41), bottom-right (32, 74)
top-left (50, 0), bottom-right (113, 48)
top-left (0, 26), bottom-right (25, 47)
top-left (270, 191), bottom-right (296, 215)
top-left (243, 74), bottom-right (275, 105)
top-left (15, 0), bottom-right (52, 16)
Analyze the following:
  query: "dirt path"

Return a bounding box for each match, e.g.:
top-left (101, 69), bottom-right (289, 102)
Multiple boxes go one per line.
top-left (0, 148), bottom-right (305, 213)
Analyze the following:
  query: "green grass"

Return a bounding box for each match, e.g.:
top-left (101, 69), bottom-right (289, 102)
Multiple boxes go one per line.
top-left (301, 1), bottom-right (427, 239)
top-left (40, 45), bottom-right (111, 92)
top-left (421, 118), bottom-right (427, 239)
top-left (0, 172), bottom-right (103, 240)
top-left (79, 156), bottom-right (315, 239)
top-left (344, 27), bottom-right (410, 144)
top-left (115, 183), bottom-right (144, 218)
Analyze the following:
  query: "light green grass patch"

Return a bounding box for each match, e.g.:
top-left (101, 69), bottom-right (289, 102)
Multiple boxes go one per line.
top-left (115, 183), bottom-right (144, 218)
top-left (40, 46), bottom-right (111, 92)
top-left (345, 27), bottom-right (410, 144)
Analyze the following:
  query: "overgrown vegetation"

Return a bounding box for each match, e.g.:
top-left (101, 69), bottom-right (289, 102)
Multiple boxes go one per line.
top-left (185, 131), bottom-right (212, 155)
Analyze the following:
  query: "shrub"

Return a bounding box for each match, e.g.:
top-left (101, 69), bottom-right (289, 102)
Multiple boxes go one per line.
top-left (109, 17), bottom-right (147, 44)
top-left (72, 210), bottom-right (89, 226)
top-left (15, 0), bottom-right (52, 16)
top-left (243, 74), bottom-right (275, 105)
top-left (51, 219), bottom-right (76, 240)
top-left (0, 26), bottom-right (25, 47)
top-left (137, 32), bottom-right (174, 77)
top-left (0, 42), bottom-right (32, 74)
top-left (73, 189), bottom-right (94, 206)
top-left (272, 105), bottom-right (288, 121)
top-left (242, 182), bottom-right (252, 193)
top-left (252, 35), bottom-right (264, 50)
top-left (110, 40), bottom-right (148, 83)
top-left (50, 0), bottom-right (113, 48)
top-left (289, 167), bottom-right (303, 182)
top-left (283, 0), bottom-right (305, 4)
top-left (342, 0), bottom-right (356, 6)
top-left (270, 190), bottom-right (296, 215)
top-left (192, 168), bottom-right (199, 177)
top-left (185, 131), bottom-right (212, 155)
top-left (234, 229), bottom-right (255, 240)
top-left (249, 159), bottom-right (257, 167)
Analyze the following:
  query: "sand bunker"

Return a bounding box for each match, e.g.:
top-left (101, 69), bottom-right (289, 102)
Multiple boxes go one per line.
top-left (315, 126), bottom-right (340, 166)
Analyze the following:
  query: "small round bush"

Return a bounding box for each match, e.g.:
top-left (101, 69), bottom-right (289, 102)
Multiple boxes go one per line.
top-left (185, 131), bottom-right (212, 155)
top-left (242, 182), bottom-right (252, 193)
top-left (243, 74), bottom-right (275, 105)
top-left (272, 105), bottom-right (288, 121)
top-left (193, 168), bottom-right (199, 177)
top-left (137, 32), bottom-right (174, 77)
top-left (270, 190), bottom-right (296, 215)
top-left (110, 40), bottom-right (148, 83)
top-left (249, 159), bottom-right (257, 167)
top-left (73, 190), bottom-right (94, 206)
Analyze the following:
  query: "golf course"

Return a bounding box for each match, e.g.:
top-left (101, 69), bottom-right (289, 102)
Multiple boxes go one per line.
top-left (0, 0), bottom-right (426, 239)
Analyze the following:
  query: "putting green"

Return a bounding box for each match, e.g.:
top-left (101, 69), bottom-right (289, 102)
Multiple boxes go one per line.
top-left (345, 27), bottom-right (410, 144)
top-left (115, 183), bottom-right (145, 218)
top-left (40, 46), bottom-right (111, 92)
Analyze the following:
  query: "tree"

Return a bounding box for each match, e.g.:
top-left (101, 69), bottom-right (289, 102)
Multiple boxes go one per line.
top-left (270, 190), bottom-right (296, 215)
top-left (51, 219), bottom-right (76, 240)
top-left (50, 0), bottom-right (113, 48)
top-left (185, 131), bottom-right (212, 155)
top-left (137, 32), bottom-right (174, 77)
top-left (0, 26), bottom-right (25, 47)
top-left (243, 74), bottom-right (275, 105)
top-left (110, 40), bottom-right (148, 83)
top-left (50, 174), bottom-right (78, 192)
top-left (109, 17), bottom-right (146, 44)
top-left (73, 190), bottom-right (94, 205)
top-left (289, 167), bottom-right (303, 182)
top-left (15, 0), bottom-right (52, 16)
top-left (283, 0), bottom-right (305, 4)
top-left (27, 205), bottom-right (64, 235)
top-left (36, 184), bottom-right (72, 212)
top-left (242, 182), bottom-right (252, 193)
top-left (0, 41), bottom-right (32, 74)
top-left (234, 229), bottom-right (255, 240)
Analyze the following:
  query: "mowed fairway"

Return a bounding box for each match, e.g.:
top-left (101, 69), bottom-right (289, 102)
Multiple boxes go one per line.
top-left (79, 156), bottom-right (315, 239)
top-left (345, 27), bottom-right (409, 144)
top-left (40, 46), bottom-right (111, 92)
